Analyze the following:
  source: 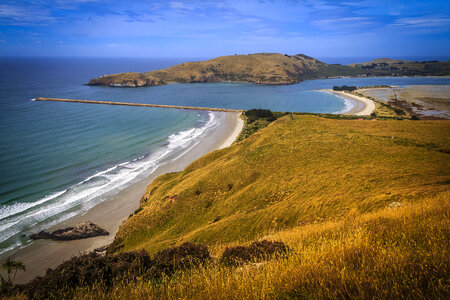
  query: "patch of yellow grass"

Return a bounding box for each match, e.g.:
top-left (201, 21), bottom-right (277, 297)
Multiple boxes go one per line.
top-left (72, 193), bottom-right (448, 299)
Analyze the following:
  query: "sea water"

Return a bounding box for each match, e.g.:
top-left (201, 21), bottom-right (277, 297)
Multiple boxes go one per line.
top-left (1, 57), bottom-right (450, 256)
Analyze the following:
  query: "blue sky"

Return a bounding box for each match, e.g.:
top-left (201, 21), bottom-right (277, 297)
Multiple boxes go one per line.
top-left (0, 0), bottom-right (449, 58)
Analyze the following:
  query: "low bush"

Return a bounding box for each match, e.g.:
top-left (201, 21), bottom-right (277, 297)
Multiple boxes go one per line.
top-left (24, 243), bottom-right (210, 299)
top-left (333, 85), bottom-right (357, 92)
top-left (153, 242), bottom-right (211, 272)
top-left (221, 240), bottom-right (288, 266)
top-left (245, 109), bottom-right (274, 123)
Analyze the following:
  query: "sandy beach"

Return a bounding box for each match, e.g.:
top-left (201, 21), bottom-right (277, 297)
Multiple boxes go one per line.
top-left (318, 89), bottom-right (376, 116)
top-left (11, 111), bottom-right (243, 284)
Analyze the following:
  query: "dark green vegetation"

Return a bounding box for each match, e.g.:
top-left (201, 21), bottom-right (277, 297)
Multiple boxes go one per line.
top-left (333, 85), bottom-right (357, 91)
top-left (236, 109), bottom-right (288, 142)
top-left (220, 240), bottom-right (288, 266)
top-left (88, 53), bottom-right (450, 87)
top-left (4, 241), bottom-right (287, 299)
top-left (7, 243), bottom-right (210, 299)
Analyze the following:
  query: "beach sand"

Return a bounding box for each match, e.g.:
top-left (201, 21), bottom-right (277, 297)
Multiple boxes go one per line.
top-left (318, 89), bottom-right (376, 116)
top-left (12, 111), bottom-right (243, 284)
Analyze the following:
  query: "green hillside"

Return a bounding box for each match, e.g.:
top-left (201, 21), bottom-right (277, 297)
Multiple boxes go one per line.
top-left (112, 115), bottom-right (449, 255)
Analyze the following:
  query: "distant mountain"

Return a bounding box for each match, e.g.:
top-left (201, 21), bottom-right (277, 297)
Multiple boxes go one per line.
top-left (88, 53), bottom-right (450, 87)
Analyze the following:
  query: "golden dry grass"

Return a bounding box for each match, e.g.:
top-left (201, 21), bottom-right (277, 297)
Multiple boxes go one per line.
top-left (70, 193), bottom-right (448, 299)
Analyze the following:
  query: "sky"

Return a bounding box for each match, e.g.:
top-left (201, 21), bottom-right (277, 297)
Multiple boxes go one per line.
top-left (0, 0), bottom-right (449, 58)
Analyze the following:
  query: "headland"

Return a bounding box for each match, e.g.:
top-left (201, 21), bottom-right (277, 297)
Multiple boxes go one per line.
top-left (87, 53), bottom-right (450, 87)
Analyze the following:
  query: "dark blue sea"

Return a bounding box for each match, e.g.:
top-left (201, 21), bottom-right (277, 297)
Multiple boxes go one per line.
top-left (1, 57), bottom-right (450, 256)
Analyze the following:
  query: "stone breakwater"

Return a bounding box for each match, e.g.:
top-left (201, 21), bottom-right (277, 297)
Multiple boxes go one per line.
top-left (35, 97), bottom-right (243, 113)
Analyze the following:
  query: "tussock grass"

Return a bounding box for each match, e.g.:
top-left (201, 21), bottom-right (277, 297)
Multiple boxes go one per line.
top-left (67, 195), bottom-right (448, 299)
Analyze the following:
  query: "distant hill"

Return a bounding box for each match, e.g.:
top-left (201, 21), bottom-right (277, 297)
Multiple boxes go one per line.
top-left (349, 58), bottom-right (450, 76)
top-left (349, 58), bottom-right (409, 66)
top-left (88, 53), bottom-right (450, 87)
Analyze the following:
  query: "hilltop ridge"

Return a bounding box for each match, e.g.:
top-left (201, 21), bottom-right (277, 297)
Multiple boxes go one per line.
top-left (88, 53), bottom-right (450, 87)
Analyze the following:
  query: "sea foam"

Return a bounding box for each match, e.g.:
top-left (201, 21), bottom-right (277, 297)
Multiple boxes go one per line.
top-left (0, 112), bottom-right (219, 255)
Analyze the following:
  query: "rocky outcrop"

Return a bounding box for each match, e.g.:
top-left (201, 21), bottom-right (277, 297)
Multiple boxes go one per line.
top-left (30, 221), bottom-right (109, 241)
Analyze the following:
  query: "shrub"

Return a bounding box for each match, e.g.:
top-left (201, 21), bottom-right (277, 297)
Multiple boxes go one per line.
top-left (25, 250), bottom-right (153, 299)
top-left (393, 108), bottom-right (406, 115)
top-left (221, 240), bottom-right (288, 266)
top-left (245, 109), bottom-right (274, 123)
top-left (23, 243), bottom-right (210, 299)
top-left (153, 242), bottom-right (211, 272)
top-left (333, 85), bottom-right (357, 92)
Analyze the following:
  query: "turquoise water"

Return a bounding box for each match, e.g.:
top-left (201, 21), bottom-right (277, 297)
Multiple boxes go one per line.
top-left (1, 57), bottom-right (450, 256)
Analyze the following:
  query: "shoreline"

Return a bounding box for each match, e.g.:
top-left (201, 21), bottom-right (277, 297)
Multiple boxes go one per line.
top-left (317, 89), bottom-right (376, 115)
top-left (11, 111), bottom-right (243, 284)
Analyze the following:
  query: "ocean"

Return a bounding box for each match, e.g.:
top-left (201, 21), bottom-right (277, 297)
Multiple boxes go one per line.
top-left (1, 57), bottom-right (450, 256)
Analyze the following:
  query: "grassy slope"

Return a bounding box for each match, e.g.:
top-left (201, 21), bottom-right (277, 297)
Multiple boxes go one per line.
top-left (113, 116), bottom-right (449, 255)
top-left (69, 115), bottom-right (450, 299)
top-left (77, 195), bottom-right (448, 299)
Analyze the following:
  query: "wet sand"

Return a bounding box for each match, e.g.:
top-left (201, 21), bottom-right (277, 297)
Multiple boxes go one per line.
top-left (358, 85), bottom-right (450, 119)
top-left (12, 111), bottom-right (243, 284)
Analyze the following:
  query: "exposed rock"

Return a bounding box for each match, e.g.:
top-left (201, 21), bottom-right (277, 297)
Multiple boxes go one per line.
top-left (94, 245), bottom-right (109, 253)
top-left (388, 201), bottom-right (403, 209)
top-left (30, 221), bottom-right (109, 241)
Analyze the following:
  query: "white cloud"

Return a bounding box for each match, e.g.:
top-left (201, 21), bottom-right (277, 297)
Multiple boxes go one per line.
top-left (0, 4), bottom-right (55, 24)
top-left (392, 16), bottom-right (450, 28)
top-left (169, 1), bottom-right (192, 11)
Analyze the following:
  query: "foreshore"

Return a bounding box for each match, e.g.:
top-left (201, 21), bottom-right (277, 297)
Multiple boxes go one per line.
top-left (317, 89), bottom-right (376, 115)
top-left (12, 111), bottom-right (243, 284)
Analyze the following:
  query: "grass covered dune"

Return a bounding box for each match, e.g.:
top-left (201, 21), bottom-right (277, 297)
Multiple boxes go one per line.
top-left (10, 115), bottom-right (449, 299)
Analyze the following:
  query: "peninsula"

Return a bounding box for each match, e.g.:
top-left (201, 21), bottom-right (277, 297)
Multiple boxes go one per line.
top-left (88, 53), bottom-right (450, 87)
